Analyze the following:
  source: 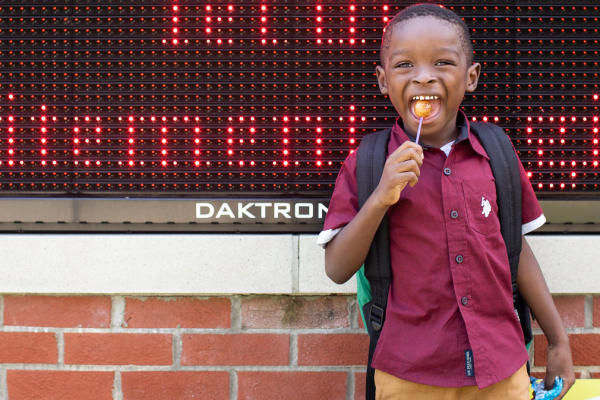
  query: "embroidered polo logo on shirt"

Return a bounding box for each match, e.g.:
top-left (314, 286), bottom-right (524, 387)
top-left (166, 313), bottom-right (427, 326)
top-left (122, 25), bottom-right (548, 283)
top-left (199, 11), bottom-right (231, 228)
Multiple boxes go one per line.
top-left (481, 197), bottom-right (491, 217)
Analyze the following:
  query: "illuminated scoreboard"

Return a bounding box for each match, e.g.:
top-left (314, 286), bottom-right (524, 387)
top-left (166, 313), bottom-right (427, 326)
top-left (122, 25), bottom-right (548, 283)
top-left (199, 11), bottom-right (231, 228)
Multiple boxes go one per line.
top-left (0, 1), bottom-right (599, 231)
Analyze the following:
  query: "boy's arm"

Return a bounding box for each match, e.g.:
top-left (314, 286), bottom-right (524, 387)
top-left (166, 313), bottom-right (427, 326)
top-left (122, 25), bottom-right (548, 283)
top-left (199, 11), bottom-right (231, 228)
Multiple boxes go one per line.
top-left (325, 191), bottom-right (389, 284)
top-left (325, 141), bottom-right (423, 284)
top-left (516, 236), bottom-right (575, 399)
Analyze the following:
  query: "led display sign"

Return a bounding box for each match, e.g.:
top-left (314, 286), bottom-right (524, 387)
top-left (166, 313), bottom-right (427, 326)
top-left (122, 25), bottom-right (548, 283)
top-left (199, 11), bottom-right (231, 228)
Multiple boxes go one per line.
top-left (0, 1), bottom-right (598, 200)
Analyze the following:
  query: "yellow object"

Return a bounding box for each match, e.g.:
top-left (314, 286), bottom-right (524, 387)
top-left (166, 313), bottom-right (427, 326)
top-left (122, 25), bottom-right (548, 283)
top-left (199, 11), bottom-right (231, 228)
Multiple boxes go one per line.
top-left (375, 365), bottom-right (530, 399)
top-left (562, 379), bottom-right (600, 400)
top-left (414, 100), bottom-right (432, 118)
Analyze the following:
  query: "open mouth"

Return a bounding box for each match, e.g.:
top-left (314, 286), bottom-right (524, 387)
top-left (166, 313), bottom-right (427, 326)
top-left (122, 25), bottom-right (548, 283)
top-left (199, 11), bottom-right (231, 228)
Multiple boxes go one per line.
top-left (409, 95), bottom-right (442, 124)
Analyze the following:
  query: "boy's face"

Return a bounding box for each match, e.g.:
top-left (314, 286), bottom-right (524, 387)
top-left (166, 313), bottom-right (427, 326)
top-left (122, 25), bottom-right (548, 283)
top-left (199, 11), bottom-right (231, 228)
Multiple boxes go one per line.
top-left (376, 17), bottom-right (481, 142)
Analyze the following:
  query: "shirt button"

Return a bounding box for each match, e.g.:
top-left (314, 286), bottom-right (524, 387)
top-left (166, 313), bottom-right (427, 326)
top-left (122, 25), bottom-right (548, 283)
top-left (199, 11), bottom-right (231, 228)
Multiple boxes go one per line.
top-left (461, 297), bottom-right (468, 306)
top-left (455, 255), bottom-right (463, 263)
top-left (451, 211), bottom-right (459, 219)
top-left (444, 168), bottom-right (452, 176)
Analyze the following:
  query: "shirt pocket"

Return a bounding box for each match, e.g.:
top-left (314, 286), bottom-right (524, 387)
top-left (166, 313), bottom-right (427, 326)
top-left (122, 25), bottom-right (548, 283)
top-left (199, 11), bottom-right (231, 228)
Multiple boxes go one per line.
top-left (462, 180), bottom-right (500, 236)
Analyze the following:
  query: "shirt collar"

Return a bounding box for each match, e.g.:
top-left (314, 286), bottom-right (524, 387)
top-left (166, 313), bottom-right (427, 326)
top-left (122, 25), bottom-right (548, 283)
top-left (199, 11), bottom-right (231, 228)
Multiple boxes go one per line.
top-left (391, 110), bottom-right (489, 160)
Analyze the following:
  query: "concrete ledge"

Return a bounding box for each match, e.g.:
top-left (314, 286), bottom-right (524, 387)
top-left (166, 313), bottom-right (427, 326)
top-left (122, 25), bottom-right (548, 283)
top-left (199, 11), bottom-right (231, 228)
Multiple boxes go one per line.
top-left (0, 234), bottom-right (598, 295)
top-left (526, 235), bottom-right (600, 294)
top-left (0, 235), bottom-right (294, 295)
top-left (298, 235), bottom-right (356, 294)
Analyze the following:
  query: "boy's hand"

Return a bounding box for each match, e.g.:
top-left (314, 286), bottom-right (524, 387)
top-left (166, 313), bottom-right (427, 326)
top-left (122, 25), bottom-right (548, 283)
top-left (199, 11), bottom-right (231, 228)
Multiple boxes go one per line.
top-left (373, 141), bottom-right (423, 208)
top-left (545, 340), bottom-right (575, 400)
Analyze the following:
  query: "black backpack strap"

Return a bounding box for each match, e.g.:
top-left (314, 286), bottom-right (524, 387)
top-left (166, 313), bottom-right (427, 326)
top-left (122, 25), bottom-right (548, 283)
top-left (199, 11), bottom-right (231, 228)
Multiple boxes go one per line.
top-left (356, 128), bottom-right (392, 400)
top-left (469, 122), bottom-right (522, 299)
top-left (470, 122), bottom-right (532, 353)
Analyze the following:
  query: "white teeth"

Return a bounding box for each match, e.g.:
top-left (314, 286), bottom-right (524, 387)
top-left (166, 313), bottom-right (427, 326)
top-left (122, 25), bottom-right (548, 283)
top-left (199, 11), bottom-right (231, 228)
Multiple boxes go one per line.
top-left (412, 95), bottom-right (439, 100)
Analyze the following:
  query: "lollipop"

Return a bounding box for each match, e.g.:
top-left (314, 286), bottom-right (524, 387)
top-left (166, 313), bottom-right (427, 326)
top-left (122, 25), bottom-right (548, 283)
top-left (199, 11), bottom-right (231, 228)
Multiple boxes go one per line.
top-left (414, 100), bottom-right (432, 118)
top-left (413, 100), bottom-right (432, 143)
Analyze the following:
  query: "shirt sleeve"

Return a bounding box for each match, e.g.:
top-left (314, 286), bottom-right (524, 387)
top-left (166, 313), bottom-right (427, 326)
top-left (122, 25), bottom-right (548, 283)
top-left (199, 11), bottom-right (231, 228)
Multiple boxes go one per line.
top-left (516, 151), bottom-right (546, 235)
top-left (317, 151), bottom-right (359, 248)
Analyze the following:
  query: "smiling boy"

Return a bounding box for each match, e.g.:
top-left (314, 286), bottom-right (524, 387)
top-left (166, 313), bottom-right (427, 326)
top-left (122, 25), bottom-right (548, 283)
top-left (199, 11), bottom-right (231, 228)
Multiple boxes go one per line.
top-left (319, 4), bottom-right (575, 400)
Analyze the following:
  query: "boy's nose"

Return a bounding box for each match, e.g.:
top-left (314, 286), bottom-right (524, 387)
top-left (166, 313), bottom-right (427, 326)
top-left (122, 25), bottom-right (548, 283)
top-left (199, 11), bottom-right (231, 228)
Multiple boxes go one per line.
top-left (412, 68), bottom-right (436, 85)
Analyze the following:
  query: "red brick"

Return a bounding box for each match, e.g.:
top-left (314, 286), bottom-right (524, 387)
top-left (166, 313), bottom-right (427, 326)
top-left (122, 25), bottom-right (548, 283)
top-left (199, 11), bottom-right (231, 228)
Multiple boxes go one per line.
top-left (0, 332), bottom-right (57, 364)
top-left (355, 372), bottom-right (366, 400)
top-left (358, 312), bottom-right (365, 331)
top-left (531, 296), bottom-right (585, 329)
top-left (592, 372), bottom-right (600, 379)
top-left (4, 295), bottom-right (111, 328)
top-left (122, 371), bottom-right (229, 400)
top-left (64, 333), bottom-right (172, 365)
top-left (535, 334), bottom-right (600, 366)
top-left (181, 334), bottom-right (288, 366)
top-left (238, 372), bottom-right (347, 400)
top-left (594, 296), bottom-right (600, 327)
top-left (241, 296), bottom-right (349, 329)
top-left (124, 297), bottom-right (230, 329)
top-left (7, 370), bottom-right (113, 400)
top-left (298, 334), bottom-right (369, 366)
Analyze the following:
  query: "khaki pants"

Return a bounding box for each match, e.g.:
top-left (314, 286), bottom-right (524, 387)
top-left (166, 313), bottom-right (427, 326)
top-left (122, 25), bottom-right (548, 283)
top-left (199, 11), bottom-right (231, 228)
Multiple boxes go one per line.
top-left (375, 364), bottom-right (530, 400)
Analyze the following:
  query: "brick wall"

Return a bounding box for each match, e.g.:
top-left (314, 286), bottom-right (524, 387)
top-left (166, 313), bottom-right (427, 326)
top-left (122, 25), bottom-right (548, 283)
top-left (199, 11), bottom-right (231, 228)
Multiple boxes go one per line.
top-left (0, 294), bottom-right (598, 399)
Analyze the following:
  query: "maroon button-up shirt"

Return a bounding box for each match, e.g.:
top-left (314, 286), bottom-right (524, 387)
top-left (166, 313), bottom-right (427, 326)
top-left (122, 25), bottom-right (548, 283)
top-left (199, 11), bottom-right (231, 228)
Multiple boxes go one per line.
top-left (320, 112), bottom-right (544, 388)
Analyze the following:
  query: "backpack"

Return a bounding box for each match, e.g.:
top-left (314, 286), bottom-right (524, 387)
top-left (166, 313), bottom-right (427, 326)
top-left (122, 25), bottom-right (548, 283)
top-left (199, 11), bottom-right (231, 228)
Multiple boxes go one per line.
top-left (355, 122), bottom-right (533, 400)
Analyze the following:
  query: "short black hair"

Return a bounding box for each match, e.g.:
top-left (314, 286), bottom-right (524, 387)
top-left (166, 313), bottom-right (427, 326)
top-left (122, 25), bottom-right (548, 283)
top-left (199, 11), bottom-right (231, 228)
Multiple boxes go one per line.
top-left (380, 3), bottom-right (474, 67)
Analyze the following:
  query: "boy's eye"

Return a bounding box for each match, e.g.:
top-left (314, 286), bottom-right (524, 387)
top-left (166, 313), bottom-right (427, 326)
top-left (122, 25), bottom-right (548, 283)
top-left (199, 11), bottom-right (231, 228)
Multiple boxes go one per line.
top-left (435, 60), bottom-right (453, 66)
top-left (395, 62), bottom-right (412, 68)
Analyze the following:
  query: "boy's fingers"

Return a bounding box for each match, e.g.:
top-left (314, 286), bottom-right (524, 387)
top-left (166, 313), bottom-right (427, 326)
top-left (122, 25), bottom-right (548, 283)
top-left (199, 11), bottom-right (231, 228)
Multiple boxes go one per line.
top-left (558, 376), bottom-right (575, 400)
top-left (394, 171), bottom-right (418, 187)
top-left (544, 372), bottom-right (557, 391)
top-left (408, 174), bottom-right (419, 187)
top-left (388, 147), bottom-right (423, 167)
top-left (546, 374), bottom-right (573, 400)
top-left (390, 141), bottom-right (424, 160)
top-left (392, 159), bottom-right (420, 177)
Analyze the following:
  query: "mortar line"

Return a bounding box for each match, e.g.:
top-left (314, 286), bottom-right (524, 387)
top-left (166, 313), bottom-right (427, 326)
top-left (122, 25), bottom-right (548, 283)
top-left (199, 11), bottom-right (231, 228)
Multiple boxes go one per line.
top-left (57, 331), bottom-right (65, 365)
top-left (0, 367), bottom-right (7, 400)
top-left (0, 364), bottom-right (367, 372)
top-left (0, 296), bottom-right (4, 326)
top-left (230, 369), bottom-right (238, 400)
top-left (585, 295), bottom-right (594, 328)
top-left (113, 370), bottom-right (123, 400)
top-left (347, 371), bottom-right (355, 400)
top-left (231, 296), bottom-right (242, 333)
top-left (0, 326), bottom-right (367, 334)
top-left (111, 296), bottom-right (126, 330)
top-left (292, 234), bottom-right (299, 293)
top-left (290, 333), bottom-right (298, 367)
top-left (349, 296), bottom-right (357, 330)
top-left (173, 328), bottom-right (182, 369)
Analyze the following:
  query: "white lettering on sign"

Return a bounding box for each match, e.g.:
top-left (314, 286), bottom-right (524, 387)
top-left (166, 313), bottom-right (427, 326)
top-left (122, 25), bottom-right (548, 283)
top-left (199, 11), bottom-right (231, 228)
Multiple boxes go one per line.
top-left (295, 203), bottom-right (313, 218)
top-left (274, 203), bottom-right (291, 218)
top-left (195, 202), bottom-right (328, 220)
top-left (216, 203), bottom-right (235, 218)
top-left (318, 203), bottom-right (328, 219)
top-left (196, 203), bottom-right (215, 218)
top-left (254, 203), bottom-right (272, 218)
top-left (238, 202), bottom-right (255, 218)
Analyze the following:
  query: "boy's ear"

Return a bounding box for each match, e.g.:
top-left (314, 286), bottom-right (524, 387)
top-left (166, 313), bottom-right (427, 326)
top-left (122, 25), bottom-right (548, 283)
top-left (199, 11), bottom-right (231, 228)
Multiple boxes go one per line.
top-left (465, 62), bottom-right (481, 93)
top-left (375, 65), bottom-right (389, 95)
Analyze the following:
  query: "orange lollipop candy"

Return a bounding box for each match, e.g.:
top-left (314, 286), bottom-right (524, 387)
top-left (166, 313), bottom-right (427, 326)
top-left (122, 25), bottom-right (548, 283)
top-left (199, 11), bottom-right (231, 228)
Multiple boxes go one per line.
top-left (414, 100), bottom-right (432, 118)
